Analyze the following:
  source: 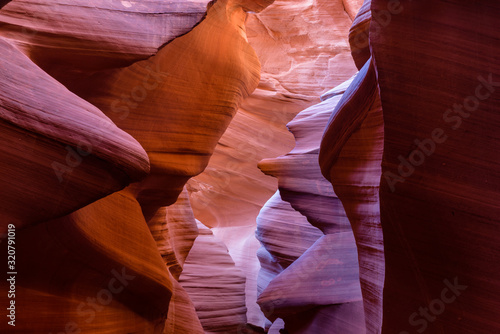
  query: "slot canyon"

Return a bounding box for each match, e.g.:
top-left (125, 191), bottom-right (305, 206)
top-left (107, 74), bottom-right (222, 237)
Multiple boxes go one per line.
top-left (0, 0), bottom-right (499, 333)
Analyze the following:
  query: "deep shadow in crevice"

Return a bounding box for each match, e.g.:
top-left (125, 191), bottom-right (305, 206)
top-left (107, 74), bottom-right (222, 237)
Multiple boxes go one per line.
top-left (156, 0), bottom-right (217, 52)
top-left (0, 0), bottom-right (12, 10)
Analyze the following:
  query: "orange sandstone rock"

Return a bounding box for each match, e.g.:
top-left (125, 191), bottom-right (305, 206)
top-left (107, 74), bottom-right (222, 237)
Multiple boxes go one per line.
top-left (0, 37), bottom-right (149, 233)
top-left (0, 1), bottom-right (266, 333)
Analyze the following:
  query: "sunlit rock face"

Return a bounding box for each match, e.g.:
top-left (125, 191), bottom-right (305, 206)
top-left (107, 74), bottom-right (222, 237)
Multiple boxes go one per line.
top-left (319, 59), bottom-right (384, 334)
top-left (0, 0), bottom-right (211, 87)
top-left (256, 77), bottom-right (366, 333)
top-left (180, 222), bottom-right (247, 333)
top-left (1, 0), bottom-right (262, 216)
top-left (3, 0), bottom-right (498, 333)
top-left (0, 0), bottom-right (266, 332)
top-left (188, 0), bottom-right (363, 326)
top-left (81, 0), bottom-right (262, 220)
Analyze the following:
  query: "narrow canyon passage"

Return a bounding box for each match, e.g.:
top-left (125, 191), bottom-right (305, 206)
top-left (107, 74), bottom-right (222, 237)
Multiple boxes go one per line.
top-left (0, 1), bottom-right (499, 334)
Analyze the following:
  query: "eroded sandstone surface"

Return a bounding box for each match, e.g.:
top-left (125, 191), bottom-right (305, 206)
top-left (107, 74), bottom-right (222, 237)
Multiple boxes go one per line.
top-left (1, 0), bottom-right (499, 333)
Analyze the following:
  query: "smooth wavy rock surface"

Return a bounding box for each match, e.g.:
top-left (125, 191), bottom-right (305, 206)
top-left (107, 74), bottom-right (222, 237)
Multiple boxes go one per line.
top-left (319, 4), bottom-right (385, 331)
top-left (180, 222), bottom-right (247, 333)
top-left (257, 233), bottom-right (364, 333)
top-left (256, 191), bottom-right (323, 269)
top-left (319, 57), bottom-right (385, 333)
top-left (188, 0), bottom-right (363, 325)
top-left (348, 0), bottom-right (371, 70)
top-left (258, 77), bottom-right (355, 235)
top-left (164, 278), bottom-right (204, 334)
top-left (255, 191), bottom-right (323, 330)
top-left (0, 0), bottom-right (210, 86)
top-left (0, 37), bottom-right (149, 233)
top-left (148, 188), bottom-right (199, 280)
top-left (0, 0), bottom-right (265, 333)
top-left (256, 76), bottom-right (366, 332)
top-left (370, 1), bottom-right (500, 333)
top-left (258, 232), bottom-right (363, 313)
top-left (80, 0), bottom-right (261, 221)
top-left (0, 189), bottom-right (174, 333)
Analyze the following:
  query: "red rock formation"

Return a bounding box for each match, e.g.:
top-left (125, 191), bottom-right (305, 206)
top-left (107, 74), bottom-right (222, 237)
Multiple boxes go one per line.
top-left (0, 1), bottom-right (267, 333)
top-left (6, 0), bottom-right (499, 333)
top-left (2, 0), bottom-right (262, 219)
top-left (259, 77), bottom-right (356, 235)
top-left (2, 190), bottom-right (174, 333)
top-left (148, 189), bottom-right (205, 333)
top-left (318, 1), bottom-right (500, 333)
top-left (188, 0), bottom-right (363, 326)
top-left (257, 76), bottom-right (366, 332)
top-left (0, 37), bottom-right (149, 233)
top-left (78, 0), bottom-right (262, 221)
top-left (148, 188), bottom-right (199, 280)
top-left (180, 222), bottom-right (247, 333)
top-left (370, 1), bottom-right (500, 333)
top-left (0, 0), bottom-right (210, 87)
top-left (164, 279), bottom-right (204, 334)
top-left (319, 59), bottom-right (385, 334)
top-left (348, 0), bottom-right (371, 69)
top-left (318, 1), bottom-right (387, 330)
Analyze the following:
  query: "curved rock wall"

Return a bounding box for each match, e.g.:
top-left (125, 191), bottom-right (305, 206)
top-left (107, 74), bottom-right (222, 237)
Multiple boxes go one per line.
top-left (180, 222), bottom-right (248, 333)
top-left (320, 61), bottom-right (385, 334)
top-left (0, 1), bottom-right (267, 333)
top-left (0, 37), bottom-right (149, 233)
top-left (318, 1), bottom-right (500, 333)
top-left (188, 0), bottom-right (363, 326)
top-left (257, 76), bottom-right (366, 333)
top-left (3, 1), bottom-right (498, 333)
top-left (370, 1), bottom-right (500, 333)
top-left (0, 0), bottom-right (210, 85)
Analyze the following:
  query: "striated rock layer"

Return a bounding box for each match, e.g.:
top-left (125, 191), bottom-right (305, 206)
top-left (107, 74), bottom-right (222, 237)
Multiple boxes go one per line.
top-left (81, 0), bottom-right (262, 221)
top-left (256, 191), bottom-right (323, 271)
top-left (148, 189), bottom-right (204, 333)
top-left (370, 1), bottom-right (500, 333)
top-left (0, 0), bottom-right (211, 87)
top-left (255, 190), bottom-right (324, 330)
top-left (180, 222), bottom-right (247, 333)
top-left (6, 1), bottom-right (500, 333)
top-left (257, 76), bottom-right (366, 333)
top-left (0, 0), bottom-right (267, 333)
top-left (319, 59), bottom-right (385, 334)
top-left (188, 0), bottom-right (363, 326)
top-left (2, 190), bottom-right (174, 333)
top-left (0, 37), bottom-right (149, 233)
top-left (148, 188), bottom-right (200, 280)
top-left (319, 1), bottom-right (386, 331)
